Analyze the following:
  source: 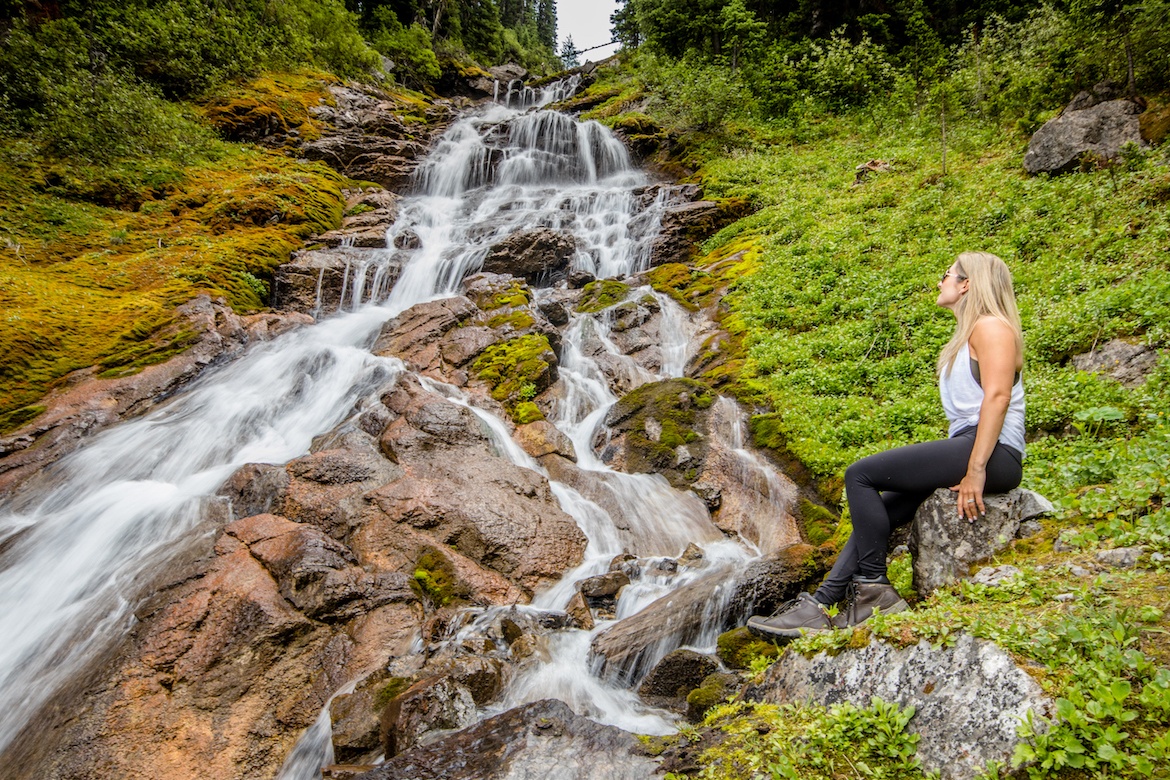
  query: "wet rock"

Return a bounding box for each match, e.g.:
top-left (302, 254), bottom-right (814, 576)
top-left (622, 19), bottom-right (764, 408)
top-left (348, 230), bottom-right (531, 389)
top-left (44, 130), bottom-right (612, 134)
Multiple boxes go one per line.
top-left (357, 699), bottom-right (661, 780)
top-left (481, 228), bottom-right (577, 285)
top-left (568, 268), bottom-right (596, 288)
top-left (272, 247), bottom-right (403, 315)
top-left (677, 543), bottom-right (706, 568)
top-left (331, 670), bottom-right (394, 764)
top-left (564, 591), bottom-right (595, 631)
top-left (1024, 98), bottom-right (1147, 174)
top-left (577, 571), bottom-right (630, 599)
top-left (591, 544), bottom-right (822, 684)
top-left (909, 488), bottom-right (1054, 598)
top-left (218, 463), bottom-right (291, 520)
top-left (690, 399), bottom-right (803, 555)
top-left (650, 199), bottom-right (745, 266)
top-left (1072, 338), bottom-right (1161, 387)
top-left (380, 676), bottom-right (477, 758)
top-left (1097, 546), bottom-right (1144, 568)
top-left (228, 514), bottom-right (416, 621)
top-left (638, 649), bottom-right (719, 706)
top-left (746, 634), bottom-right (1053, 780)
top-left (0, 295), bottom-right (306, 496)
top-left (373, 297), bottom-right (479, 373)
top-left (514, 420), bottom-right (577, 461)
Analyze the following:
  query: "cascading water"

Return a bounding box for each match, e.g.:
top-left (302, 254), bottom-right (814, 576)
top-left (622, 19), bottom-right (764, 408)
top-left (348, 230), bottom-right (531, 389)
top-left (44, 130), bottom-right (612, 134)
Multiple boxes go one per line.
top-left (0, 76), bottom-right (801, 776)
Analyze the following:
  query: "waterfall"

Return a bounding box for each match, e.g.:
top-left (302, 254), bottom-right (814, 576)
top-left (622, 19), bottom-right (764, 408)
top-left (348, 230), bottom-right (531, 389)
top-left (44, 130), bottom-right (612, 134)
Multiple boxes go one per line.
top-left (0, 75), bottom-right (798, 776)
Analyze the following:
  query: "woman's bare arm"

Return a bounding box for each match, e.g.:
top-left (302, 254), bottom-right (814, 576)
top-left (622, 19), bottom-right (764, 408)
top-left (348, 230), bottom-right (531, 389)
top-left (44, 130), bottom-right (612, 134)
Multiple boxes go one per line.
top-left (953, 316), bottom-right (1018, 520)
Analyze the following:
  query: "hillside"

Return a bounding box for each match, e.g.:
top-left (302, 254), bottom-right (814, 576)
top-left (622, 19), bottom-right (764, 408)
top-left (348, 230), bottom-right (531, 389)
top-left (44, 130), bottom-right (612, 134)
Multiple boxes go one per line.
top-left (1, 1), bottom-right (1169, 777)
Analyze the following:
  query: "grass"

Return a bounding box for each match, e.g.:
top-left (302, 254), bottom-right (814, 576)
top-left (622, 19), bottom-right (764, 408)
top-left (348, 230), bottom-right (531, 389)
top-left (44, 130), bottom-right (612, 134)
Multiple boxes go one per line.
top-left (566, 61), bottom-right (1170, 779)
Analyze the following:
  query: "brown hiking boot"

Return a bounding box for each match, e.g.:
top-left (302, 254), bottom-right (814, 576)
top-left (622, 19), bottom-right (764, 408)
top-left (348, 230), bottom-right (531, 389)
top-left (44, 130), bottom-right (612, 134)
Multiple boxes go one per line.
top-left (746, 593), bottom-right (834, 641)
top-left (832, 579), bottom-right (909, 628)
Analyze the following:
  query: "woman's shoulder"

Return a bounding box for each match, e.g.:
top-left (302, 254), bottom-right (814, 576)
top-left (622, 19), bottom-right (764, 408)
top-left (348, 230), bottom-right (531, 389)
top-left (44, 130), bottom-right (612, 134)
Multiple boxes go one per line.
top-left (970, 315), bottom-right (1016, 341)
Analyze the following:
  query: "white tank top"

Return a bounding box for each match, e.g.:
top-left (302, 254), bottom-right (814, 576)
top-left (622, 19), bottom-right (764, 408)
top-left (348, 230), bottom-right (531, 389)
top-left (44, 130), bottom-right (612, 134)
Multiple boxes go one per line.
top-left (939, 342), bottom-right (1026, 456)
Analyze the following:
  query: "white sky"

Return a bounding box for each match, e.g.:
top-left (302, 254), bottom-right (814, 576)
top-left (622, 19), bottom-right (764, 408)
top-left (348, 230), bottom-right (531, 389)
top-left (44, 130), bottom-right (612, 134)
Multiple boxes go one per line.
top-left (556, 0), bottom-right (621, 60)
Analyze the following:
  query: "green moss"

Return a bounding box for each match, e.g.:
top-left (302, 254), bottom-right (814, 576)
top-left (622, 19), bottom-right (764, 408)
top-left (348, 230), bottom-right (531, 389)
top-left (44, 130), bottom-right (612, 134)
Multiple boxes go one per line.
top-left (472, 333), bottom-right (557, 422)
top-left (686, 673), bottom-right (738, 722)
top-left (646, 263), bottom-right (716, 311)
top-left (716, 627), bottom-right (781, 670)
top-left (608, 378), bottom-right (715, 486)
top-left (575, 279), bottom-right (630, 313)
top-left (372, 676), bottom-right (413, 710)
top-left (513, 401), bottom-right (544, 424)
top-left (0, 129), bottom-right (345, 420)
top-left (798, 498), bottom-right (839, 546)
top-left (470, 278), bottom-right (531, 311)
top-left (0, 404), bottom-right (47, 434)
top-left (344, 202), bottom-right (375, 217)
top-left (199, 71), bottom-right (340, 144)
top-left (411, 546), bottom-right (467, 607)
top-left (486, 310), bottom-right (535, 330)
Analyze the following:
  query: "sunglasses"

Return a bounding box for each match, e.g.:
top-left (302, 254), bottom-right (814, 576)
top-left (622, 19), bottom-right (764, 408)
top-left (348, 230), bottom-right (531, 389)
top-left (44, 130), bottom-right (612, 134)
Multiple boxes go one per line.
top-left (940, 270), bottom-right (967, 283)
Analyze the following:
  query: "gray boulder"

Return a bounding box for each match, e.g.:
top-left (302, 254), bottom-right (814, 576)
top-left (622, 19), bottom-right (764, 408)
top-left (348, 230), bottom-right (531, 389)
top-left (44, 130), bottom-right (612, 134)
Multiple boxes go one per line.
top-left (357, 699), bottom-right (660, 779)
top-left (910, 488), bottom-right (1052, 597)
top-left (1024, 98), bottom-right (1146, 174)
top-left (747, 633), bottom-right (1052, 780)
top-left (1072, 338), bottom-right (1161, 387)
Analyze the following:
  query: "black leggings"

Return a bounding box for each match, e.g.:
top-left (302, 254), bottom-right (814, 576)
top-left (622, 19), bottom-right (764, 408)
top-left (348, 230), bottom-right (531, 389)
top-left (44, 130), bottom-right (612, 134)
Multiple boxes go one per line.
top-left (814, 427), bottom-right (1023, 605)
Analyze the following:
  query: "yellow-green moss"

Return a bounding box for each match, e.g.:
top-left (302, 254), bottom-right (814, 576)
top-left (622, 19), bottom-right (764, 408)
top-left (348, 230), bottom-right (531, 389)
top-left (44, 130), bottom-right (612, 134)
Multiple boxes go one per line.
top-left (486, 310), bottom-right (536, 330)
top-left (513, 401), bottom-right (545, 424)
top-left (372, 677), bottom-right (414, 710)
top-left (200, 70), bottom-right (340, 144)
top-left (0, 137), bottom-right (346, 428)
top-left (472, 333), bottom-right (557, 423)
top-left (575, 279), bottom-right (630, 313)
top-left (716, 627), bottom-right (782, 670)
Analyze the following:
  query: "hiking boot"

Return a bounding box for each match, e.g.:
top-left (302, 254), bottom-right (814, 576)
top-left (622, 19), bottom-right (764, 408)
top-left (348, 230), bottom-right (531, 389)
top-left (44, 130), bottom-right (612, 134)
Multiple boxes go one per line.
top-left (746, 593), bottom-right (834, 641)
top-left (832, 578), bottom-right (909, 628)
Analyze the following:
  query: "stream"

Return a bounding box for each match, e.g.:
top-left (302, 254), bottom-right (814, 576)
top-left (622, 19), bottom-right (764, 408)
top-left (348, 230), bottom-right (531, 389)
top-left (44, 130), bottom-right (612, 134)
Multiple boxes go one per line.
top-left (0, 78), bottom-right (801, 778)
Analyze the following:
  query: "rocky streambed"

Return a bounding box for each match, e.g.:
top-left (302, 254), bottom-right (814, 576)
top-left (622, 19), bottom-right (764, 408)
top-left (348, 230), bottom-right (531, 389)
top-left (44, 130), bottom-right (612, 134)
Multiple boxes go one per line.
top-left (0, 72), bottom-right (1058, 780)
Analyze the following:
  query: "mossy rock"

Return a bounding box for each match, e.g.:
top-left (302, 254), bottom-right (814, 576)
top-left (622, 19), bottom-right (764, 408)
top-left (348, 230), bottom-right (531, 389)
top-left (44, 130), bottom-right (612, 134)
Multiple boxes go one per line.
top-left (647, 263), bottom-right (718, 311)
top-left (411, 547), bottom-right (469, 607)
top-left (575, 279), bottom-right (631, 313)
top-left (472, 333), bottom-right (558, 423)
top-left (716, 627), bottom-right (782, 670)
top-left (612, 112), bottom-right (661, 136)
top-left (685, 672), bottom-right (741, 723)
top-left (603, 378), bottom-right (715, 488)
top-left (466, 277), bottom-right (532, 311)
top-left (799, 498), bottom-right (840, 546)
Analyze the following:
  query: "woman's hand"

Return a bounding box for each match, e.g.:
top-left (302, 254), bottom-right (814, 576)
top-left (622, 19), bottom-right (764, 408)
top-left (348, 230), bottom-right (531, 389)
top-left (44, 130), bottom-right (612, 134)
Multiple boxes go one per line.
top-left (951, 468), bottom-right (986, 522)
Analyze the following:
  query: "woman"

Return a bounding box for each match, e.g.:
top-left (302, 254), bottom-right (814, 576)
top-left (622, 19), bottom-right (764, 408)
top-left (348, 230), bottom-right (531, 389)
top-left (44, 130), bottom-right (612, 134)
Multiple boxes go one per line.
top-left (748, 251), bottom-right (1026, 639)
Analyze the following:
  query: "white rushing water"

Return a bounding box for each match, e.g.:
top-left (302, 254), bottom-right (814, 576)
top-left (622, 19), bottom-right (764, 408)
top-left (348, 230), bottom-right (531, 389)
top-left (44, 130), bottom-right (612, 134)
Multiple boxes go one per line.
top-left (0, 76), bottom-right (798, 775)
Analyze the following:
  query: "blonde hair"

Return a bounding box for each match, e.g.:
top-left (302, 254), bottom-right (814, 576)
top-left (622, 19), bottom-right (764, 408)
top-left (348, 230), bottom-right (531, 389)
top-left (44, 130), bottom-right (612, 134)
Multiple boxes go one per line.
top-left (937, 251), bottom-right (1023, 375)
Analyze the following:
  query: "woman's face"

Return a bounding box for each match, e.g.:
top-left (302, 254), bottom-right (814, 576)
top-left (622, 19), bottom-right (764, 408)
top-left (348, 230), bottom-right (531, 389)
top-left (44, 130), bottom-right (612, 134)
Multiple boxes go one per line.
top-left (936, 263), bottom-right (969, 311)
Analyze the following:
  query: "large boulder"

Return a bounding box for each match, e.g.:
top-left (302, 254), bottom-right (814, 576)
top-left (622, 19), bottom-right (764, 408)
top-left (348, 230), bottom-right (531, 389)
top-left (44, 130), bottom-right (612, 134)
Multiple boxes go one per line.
top-left (1024, 98), bottom-right (1147, 174)
top-left (650, 198), bottom-right (746, 266)
top-left (481, 228), bottom-right (577, 286)
top-left (910, 488), bottom-right (1054, 597)
top-left (1, 512), bottom-right (423, 780)
top-left (355, 699), bottom-right (661, 780)
top-left (746, 633), bottom-right (1053, 780)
